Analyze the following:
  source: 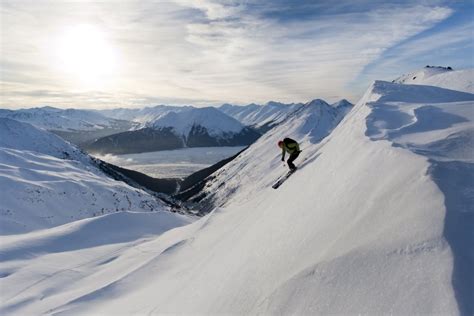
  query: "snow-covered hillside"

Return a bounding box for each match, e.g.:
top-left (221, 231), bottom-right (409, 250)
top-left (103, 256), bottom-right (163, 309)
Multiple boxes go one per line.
top-left (1, 79), bottom-right (473, 315)
top-left (0, 106), bottom-right (129, 132)
top-left (394, 66), bottom-right (473, 93)
top-left (0, 118), bottom-right (172, 234)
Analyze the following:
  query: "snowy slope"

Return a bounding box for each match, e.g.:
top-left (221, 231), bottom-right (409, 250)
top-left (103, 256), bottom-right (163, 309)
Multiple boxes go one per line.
top-left (0, 107), bottom-right (128, 132)
top-left (394, 66), bottom-right (473, 93)
top-left (189, 98), bottom-right (350, 212)
top-left (1, 81), bottom-right (473, 315)
top-left (219, 101), bottom-right (305, 128)
top-left (0, 118), bottom-right (170, 234)
top-left (0, 117), bottom-right (87, 162)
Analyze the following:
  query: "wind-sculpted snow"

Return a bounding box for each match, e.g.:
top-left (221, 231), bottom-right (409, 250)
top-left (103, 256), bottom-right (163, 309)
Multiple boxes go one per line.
top-left (0, 211), bottom-right (194, 316)
top-left (365, 81), bottom-right (474, 315)
top-left (0, 211), bottom-right (191, 261)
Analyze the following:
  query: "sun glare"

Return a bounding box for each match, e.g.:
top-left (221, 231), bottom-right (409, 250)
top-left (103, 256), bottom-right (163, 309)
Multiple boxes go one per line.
top-left (56, 24), bottom-right (119, 87)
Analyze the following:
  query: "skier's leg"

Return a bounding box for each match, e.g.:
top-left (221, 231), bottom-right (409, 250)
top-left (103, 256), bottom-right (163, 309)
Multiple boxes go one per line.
top-left (287, 152), bottom-right (299, 170)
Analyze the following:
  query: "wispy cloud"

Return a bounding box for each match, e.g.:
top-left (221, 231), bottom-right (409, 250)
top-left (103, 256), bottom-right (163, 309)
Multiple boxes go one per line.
top-left (0, 0), bottom-right (463, 109)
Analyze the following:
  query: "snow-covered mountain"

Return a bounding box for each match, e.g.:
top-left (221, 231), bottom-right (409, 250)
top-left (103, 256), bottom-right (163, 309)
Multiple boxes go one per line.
top-left (218, 99), bottom-right (353, 133)
top-left (0, 106), bottom-right (135, 147)
top-left (331, 98), bottom-right (354, 115)
top-left (148, 107), bottom-right (244, 137)
top-left (0, 118), bottom-right (174, 235)
top-left (0, 106), bottom-right (130, 132)
top-left (97, 105), bottom-right (193, 127)
top-left (218, 101), bottom-right (305, 131)
top-left (1, 73), bottom-right (473, 315)
top-left (393, 65), bottom-right (473, 93)
top-left (86, 107), bottom-right (261, 154)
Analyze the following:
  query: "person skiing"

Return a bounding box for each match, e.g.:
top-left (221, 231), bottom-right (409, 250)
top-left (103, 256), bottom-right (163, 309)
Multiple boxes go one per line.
top-left (278, 137), bottom-right (301, 171)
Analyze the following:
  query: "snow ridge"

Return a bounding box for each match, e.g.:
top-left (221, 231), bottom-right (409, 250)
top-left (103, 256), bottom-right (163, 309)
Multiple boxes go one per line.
top-left (393, 66), bottom-right (473, 93)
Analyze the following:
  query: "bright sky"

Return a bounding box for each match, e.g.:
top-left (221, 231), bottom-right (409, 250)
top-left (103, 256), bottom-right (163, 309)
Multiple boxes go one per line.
top-left (1, 0), bottom-right (473, 109)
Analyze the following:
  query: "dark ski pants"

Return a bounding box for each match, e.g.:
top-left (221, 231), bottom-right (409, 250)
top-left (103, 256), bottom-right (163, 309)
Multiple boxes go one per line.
top-left (287, 151), bottom-right (300, 170)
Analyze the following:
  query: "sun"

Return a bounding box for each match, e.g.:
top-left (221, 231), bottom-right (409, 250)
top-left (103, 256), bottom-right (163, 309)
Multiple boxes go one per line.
top-left (56, 24), bottom-right (119, 87)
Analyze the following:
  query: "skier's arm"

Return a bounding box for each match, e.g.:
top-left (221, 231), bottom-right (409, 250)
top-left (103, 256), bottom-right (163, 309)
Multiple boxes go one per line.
top-left (295, 143), bottom-right (300, 152)
top-left (281, 148), bottom-right (286, 161)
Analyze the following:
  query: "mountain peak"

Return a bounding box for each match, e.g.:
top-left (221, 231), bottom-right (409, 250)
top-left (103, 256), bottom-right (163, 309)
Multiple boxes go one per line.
top-left (149, 107), bottom-right (244, 137)
top-left (305, 99), bottom-right (330, 107)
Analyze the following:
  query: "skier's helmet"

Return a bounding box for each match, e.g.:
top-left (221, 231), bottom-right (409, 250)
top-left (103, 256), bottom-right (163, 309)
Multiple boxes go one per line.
top-left (278, 140), bottom-right (284, 148)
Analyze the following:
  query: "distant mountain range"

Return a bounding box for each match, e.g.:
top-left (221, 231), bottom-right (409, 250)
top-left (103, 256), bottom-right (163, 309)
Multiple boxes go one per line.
top-left (1, 99), bottom-right (353, 155)
top-left (0, 106), bottom-right (134, 146)
top-left (0, 106), bottom-right (131, 132)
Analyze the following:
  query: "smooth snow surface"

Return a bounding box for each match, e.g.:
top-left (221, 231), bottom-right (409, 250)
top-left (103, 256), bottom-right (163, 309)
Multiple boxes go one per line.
top-left (1, 79), bottom-right (473, 315)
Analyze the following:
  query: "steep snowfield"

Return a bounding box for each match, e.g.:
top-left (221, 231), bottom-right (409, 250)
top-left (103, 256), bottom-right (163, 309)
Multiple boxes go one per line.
top-left (1, 80), bottom-right (473, 315)
top-left (394, 66), bottom-right (473, 93)
top-left (0, 119), bottom-right (171, 234)
top-left (189, 98), bottom-right (351, 211)
top-left (0, 107), bottom-right (125, 131)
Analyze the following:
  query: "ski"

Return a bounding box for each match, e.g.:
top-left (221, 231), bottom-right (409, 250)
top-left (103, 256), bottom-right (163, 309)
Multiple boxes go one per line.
top-left (272, 169), bottom-right (297, 189)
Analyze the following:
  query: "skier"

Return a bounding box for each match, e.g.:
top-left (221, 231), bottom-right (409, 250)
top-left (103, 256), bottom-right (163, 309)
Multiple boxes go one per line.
top-left (278, 138), bottom-right (301, 171)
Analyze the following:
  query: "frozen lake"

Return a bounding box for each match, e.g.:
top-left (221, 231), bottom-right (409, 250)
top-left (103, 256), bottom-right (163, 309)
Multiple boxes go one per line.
top-left (94, 146), bottom-right (246, 179)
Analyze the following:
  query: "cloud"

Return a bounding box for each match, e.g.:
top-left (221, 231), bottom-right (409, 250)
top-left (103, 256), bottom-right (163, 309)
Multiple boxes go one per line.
top-left (0, 0), bottom-right (458, 108)
top-left (353, 17), bottom-right (474, 86)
